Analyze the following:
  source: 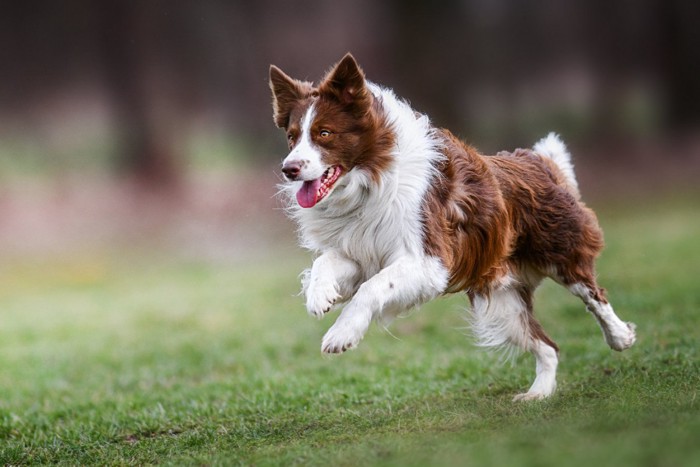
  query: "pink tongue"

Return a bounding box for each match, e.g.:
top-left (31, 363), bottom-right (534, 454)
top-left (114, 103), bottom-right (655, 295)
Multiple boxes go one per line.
top-left (296, 179), bottom-right (321, 208)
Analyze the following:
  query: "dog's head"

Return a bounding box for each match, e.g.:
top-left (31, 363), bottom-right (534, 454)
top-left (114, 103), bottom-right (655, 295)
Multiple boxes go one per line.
top-left (270, 54), bottom-right (393, 208)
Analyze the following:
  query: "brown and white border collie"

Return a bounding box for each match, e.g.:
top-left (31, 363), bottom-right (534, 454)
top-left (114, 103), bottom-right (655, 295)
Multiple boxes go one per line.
top-left (269, 54), bottom-right (636, 400)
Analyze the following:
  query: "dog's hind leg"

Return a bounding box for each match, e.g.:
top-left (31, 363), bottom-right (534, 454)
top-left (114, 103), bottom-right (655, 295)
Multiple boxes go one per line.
top-left (567, 279), bottom-right (636, 351)
top-left (470, 278), bottom-right (559, 401)
top-left (514, 285), bottom-right (560, 401)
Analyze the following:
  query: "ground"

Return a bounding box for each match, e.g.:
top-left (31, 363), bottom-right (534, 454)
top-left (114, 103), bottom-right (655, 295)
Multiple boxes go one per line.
top-left (0, 170), bottom-right (698, 465)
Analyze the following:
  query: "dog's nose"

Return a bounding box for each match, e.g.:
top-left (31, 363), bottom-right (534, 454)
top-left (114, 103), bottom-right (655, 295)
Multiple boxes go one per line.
top-left (282, 161), bottom-right (302, 180)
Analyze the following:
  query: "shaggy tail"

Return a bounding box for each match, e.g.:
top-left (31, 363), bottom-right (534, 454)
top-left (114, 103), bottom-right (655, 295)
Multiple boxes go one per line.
top-left (533, 132), bottom-right (580, 198)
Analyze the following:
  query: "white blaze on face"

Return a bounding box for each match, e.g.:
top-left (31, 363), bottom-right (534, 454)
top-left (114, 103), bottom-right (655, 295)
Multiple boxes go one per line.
top-left (283, 103), bottom-right (344, 209)
top-left (283, 104), bottom-right (325, 181)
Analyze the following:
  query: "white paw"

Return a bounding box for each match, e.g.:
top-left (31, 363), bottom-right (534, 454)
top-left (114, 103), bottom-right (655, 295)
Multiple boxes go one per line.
top-left (321, 319), bottom-right (367, 354)
top-left (513, 370), bottom-right (556, 402)
top-left (605, 321), bottom-right (637, 352)
top-left (305, 281), bottom-right (340, 319)
top-left (513, 391), bottom-right (550, 402)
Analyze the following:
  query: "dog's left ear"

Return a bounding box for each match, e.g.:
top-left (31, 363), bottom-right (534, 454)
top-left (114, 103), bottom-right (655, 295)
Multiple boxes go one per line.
top-left (319, 53), bottom-right (370, 110)
top-left (269, 65), bottom-right (314, 129)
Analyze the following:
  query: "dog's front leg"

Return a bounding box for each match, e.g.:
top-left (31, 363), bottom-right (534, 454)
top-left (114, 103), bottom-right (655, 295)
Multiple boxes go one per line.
top-left (322, 256), bottom-right (448, 353)
top-left (303, 250), bottom-right (361, 318)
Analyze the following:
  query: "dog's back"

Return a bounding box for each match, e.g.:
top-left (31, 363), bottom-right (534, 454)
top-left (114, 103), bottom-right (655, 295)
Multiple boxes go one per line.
top-left (486, 147), bottom-right (604, 284)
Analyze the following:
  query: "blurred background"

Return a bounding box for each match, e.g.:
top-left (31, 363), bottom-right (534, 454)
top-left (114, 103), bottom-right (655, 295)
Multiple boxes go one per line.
top-left (1, 0), bottom-right (698, 263)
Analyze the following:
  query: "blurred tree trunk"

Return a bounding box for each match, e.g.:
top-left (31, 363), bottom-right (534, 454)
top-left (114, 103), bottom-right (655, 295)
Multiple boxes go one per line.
top-left (97, 1), bottom-right (182, 189)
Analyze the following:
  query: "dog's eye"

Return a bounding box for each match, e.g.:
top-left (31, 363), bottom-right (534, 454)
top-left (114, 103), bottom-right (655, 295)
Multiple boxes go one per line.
top-left (286, 134), bottom-right (296, 148)
top-left (319, 129), bottom-right (331, 138)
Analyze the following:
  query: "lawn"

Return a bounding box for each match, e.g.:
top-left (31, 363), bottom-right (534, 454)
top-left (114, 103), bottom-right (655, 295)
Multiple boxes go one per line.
top-left (0, 195), bottom-right (699, 465)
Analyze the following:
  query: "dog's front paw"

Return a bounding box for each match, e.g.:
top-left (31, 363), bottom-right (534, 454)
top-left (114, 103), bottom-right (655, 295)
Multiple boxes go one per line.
top-left (321, 317), bottom-right (367, 354)
top-left (306, 281), bottom-right (340, 319)
top-left (321, 327), bottom-right (358, 354)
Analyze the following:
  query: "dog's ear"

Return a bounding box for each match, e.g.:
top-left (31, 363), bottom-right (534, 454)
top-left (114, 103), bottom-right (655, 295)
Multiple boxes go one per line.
top-left (319, 53), bottom-right (370, 110)
top-left (269, 65), bottom-right (313, 129)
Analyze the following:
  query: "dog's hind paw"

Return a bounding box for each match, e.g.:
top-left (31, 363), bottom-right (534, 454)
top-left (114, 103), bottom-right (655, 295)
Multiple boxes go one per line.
top-left (606, 321), bottom-right (637, 352)
top-left (513, 391), bottom-right (550, 402)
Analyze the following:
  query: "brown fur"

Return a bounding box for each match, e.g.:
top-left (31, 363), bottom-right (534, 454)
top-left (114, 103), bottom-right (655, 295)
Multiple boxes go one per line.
top-left (422, 130), bottom-right (512, 293)
top-left (422, 134), bottom-right (611, 352)
top-left (423, 132), bottom-right (605, 297)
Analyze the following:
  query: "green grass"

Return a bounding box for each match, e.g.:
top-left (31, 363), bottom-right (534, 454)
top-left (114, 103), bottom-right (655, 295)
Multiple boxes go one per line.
top-left (1, 196), bottom-right (699, 465)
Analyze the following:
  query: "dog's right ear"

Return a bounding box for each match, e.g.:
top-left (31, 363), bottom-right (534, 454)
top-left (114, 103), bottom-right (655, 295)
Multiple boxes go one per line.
top-left (269, 65), bottom-right (313, 129)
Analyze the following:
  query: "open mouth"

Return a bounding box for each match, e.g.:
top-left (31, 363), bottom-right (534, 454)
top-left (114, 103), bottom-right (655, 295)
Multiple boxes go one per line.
top-left (296, 165), bottom-right (343, 208)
